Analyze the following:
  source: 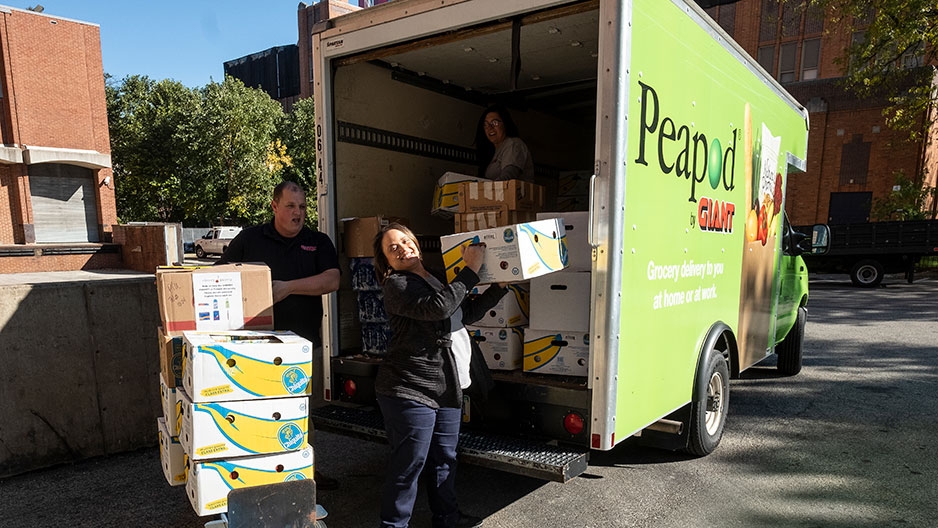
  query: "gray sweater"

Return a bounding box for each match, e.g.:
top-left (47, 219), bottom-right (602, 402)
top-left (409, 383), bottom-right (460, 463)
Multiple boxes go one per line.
top-left (376, 267), bottom-right (507, 409)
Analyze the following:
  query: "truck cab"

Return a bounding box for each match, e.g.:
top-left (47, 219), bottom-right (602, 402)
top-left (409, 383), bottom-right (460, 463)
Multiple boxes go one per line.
top-left (194, 227), bottom-right (241, 258)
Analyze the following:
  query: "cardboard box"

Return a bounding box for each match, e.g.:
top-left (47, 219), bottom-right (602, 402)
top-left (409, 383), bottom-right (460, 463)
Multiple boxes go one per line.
top-left (454, 208), bottom-right (537, 232)
top-left (440, 218), bottom-right (567, 284)
top-left (523, 329), bottom-right (590, 376)
top-left (529, 271), bottom-right (591, 332)
top-left (468, 283), bottom-right (529, 327)
top-left (431, 172), bottom-right (486, 218)
top-left (536, 211), bottom-right (591, 272)
top-left (158, 417), bottom-right (187, 487)
top-left (159, 326), bottom-right (184, 388)
top-left (183, 330), bottom-right (313, 402)
top-left (342, 216), bottom-right (408, 258)
top-left (160, 374), bottom-right (185, 436)
top-left (179, 391), bottom-right (308, 460)
top-left (457, 179), bottom-right (546, 213)
top-left (186, 444), bottom-right (314, 516)
top-left (156, 263), bottom-right (274, 333)
top-left (467, 325), bottom-right (523, 370)
top-left (557, 170), bottom-right (591, 196)
top-left (555, 194), bottom-right (588, 212)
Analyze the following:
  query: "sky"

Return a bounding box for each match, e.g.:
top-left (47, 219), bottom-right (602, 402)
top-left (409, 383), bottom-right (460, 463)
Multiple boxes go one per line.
top-left (17, 1), bottom-right (356, 88)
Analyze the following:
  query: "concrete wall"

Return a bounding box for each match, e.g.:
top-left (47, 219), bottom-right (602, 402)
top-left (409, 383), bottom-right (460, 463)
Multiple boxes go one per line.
top-left (0, 276), bottom-right (161, 478)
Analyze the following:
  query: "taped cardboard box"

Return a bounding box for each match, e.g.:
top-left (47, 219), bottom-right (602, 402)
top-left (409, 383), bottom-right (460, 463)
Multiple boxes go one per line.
top-left (523, 329), bottom-right (590, 376)
top-left (432, 172), bottom-right (486, 218)
top-left (186, 444), bottom-right (314, 517)
top-left (454, 208), bottom-right (537, 232)
top-left (158, 417), bottom-right (187, 487)
top-left (467, 325), bottom-right (524, 370)
top-left (179, 390), bottom-right (308, 460)
top-left (159, 326), bottom-right (184, 388)
top-left (156, 263), bottom-right (274, 333)
top-left (441, 218), bottom-right (567, 284)
top-left (342, 216), bottom-right (408, 257)
top-left (457, 179), bottom-right (546, 213)
top-left (468, 283), bottom-right (529, 327)
top-left (183, 330), bottom-right (313, 403)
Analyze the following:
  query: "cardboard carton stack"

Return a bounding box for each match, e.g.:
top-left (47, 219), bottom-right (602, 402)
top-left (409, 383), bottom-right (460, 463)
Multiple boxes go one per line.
top-left (453, 179), bottom-right (546, 231)
top-left (154, 264), bottom-right (315, 517)
top-left (555, 170), bottom-right (591, 212)
top-left (342, 216), bottom-right (402, 356)
top-left (431, 172), bottom-right (487, 218)
top-left (523, 212), bottom-right (592, 377)
top-left (466, 283), bottom-right (529, 371)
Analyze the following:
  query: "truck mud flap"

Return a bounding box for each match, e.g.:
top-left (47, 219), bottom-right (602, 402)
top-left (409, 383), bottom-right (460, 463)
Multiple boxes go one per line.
top-left (311, 404), bottom-right (589, 482)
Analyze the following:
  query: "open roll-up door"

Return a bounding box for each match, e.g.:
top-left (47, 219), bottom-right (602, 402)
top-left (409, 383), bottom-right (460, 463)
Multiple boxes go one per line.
top-left (28, 163), bottom-right (99, 243)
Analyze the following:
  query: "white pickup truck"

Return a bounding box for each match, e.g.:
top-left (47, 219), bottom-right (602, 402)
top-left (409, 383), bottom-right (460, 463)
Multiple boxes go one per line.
top-left (194, 226), bottom-right (241, 258)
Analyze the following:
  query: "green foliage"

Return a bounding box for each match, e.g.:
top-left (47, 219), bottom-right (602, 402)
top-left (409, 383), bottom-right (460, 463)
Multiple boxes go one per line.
top-left (870, 170), bottom-right (938, 220)
top-left (816, 0), bottom-right (938, 138)
top-left (277, 97), bottom-right (319, 228)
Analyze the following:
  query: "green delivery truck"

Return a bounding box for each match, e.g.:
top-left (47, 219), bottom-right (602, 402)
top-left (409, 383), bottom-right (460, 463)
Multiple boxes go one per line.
top-left (308, 0), bottom-right (828, 481)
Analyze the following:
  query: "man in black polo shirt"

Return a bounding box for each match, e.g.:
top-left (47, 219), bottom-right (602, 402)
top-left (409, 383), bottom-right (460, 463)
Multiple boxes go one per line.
top-left (218, 180), bottom-right (341, 489)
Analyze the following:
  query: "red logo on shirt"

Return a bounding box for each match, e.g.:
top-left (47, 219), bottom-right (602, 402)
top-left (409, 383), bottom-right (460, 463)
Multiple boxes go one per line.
top-left (301, 245), bottom-right (317, 252)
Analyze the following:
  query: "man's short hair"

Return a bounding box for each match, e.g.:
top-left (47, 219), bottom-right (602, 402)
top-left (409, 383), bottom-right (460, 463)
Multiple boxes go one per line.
top-left (273, 181), bottom-right (304, 202)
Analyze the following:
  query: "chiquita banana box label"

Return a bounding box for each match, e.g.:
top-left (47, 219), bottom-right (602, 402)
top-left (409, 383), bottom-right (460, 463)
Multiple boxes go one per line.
top-left (182, 331), bottom-right (313, 402)
top-left (180, 395), bottom-right (308, 460)
top-left (523, 329), bottom-right (589, 376)
top-left (441, 218), bottom-right (568, 284)
top-left (186, 445), bottom-right (314, 516)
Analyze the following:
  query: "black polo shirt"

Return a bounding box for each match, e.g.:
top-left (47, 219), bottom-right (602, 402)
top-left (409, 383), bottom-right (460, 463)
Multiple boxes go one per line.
top-left (217, 223), bottom-right (339, 345)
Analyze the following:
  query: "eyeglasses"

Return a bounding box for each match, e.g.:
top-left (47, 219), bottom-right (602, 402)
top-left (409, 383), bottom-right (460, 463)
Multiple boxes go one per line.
top-left (483, 119), bottom-right (503, 129)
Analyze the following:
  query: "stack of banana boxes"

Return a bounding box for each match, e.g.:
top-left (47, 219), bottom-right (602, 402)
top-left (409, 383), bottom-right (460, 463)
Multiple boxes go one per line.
top-left (155, 263), bottom-right (315, 517)
top-left (435, 179), bottom-right (591, 377)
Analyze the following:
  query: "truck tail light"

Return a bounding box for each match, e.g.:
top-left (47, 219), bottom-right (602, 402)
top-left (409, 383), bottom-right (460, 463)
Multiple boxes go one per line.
top-left (343, 379), bottom-right (357, 398)
top-left (563, 412), bottom-right (584, 436)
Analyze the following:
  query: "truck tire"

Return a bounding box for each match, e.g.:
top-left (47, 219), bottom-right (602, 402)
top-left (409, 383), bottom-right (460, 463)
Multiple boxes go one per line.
top-left (777, 306), bottom-right (805, 376)
top-left (850, 259), bottom-right (884, 287)
top-left (195, 245), bottom-right (206, 259)
top-left (685, 350), bottom-right (729, 456)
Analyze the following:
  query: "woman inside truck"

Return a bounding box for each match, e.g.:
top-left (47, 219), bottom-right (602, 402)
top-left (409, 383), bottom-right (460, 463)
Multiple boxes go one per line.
top-left (372, 223), bottom-right (506, 528)
top-left (474, 104), bottom-right (535, 183)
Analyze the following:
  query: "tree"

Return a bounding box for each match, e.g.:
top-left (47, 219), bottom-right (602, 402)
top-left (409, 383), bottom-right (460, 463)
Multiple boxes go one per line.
top-left (870, 170), bottom-right (938, 220)
top-left (278, 96), bottom-right (320, 227)
top-left (179, 76), bottom-right (285, 226)
top-left (815, 0), bottom-right (938, 137)
top-left (106, 75), bottom-right (201, 222)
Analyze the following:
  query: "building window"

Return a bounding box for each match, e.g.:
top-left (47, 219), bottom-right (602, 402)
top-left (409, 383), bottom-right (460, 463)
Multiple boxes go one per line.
top-left (758, 46), bottom-right (776, 74)
top-left (801, 38), bottom-right (820, 80)
top-left (705, 5), bottom-right (736, 37)
top-left (839, 134), bottom-right (871, 185)
top-left (759, 0), bottom-right (779, 41)
top-left (779, 42), bottom-right (797, 82)
top-left (804, 2), bottom-right (824, 34)
top-left (780, 1), bottom-right (803, 38)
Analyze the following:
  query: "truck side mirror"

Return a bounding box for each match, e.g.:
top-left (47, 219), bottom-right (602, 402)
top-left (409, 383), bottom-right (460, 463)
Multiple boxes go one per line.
top-left (809, 224), bottom-right (831, 255)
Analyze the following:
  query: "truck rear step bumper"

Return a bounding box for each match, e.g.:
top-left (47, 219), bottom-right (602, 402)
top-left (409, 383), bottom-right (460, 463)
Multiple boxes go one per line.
top-left (311, 404), bottom-right (589, 482)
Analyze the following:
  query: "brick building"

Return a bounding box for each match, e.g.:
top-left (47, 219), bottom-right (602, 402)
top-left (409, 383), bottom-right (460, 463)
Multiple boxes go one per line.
top-left (703, 0), bottom-right (938, 224)
top-left (0, 6), bottom-right (119, 273)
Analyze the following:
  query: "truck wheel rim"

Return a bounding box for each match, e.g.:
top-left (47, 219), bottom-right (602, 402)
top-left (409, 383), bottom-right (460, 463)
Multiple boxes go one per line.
top-left (857, 266), bottom-right (877, 284)
top-left (705, 371), bottom-right (725, 435)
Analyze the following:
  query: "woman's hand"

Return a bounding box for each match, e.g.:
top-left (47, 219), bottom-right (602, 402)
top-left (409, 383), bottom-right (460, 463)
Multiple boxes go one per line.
top-left (462, 243), bottom-right (486, 273)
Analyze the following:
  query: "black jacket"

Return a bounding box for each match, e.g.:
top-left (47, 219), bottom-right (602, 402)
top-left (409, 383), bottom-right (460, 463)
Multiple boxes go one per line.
top-left (376, 267), bottom-right (507, 409)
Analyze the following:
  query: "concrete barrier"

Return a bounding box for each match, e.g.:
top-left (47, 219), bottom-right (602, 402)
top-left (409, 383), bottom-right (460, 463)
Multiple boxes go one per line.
top-left (0, 274), bottom-right (161, 478)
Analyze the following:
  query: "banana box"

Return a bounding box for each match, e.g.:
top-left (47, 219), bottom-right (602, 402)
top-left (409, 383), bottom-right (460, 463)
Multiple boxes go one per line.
top-left (158, 326), bottom-right (184, 388)
top-left (523, 329), bottom-right (590, 376)
top-left (179, 391), bottom-right (308, 460)
top-left (432, 172), bottom-right (486, 218)
top-left (157, 417), bottom-right (186, 487)
top-left (182, 330), bottom-right (313, 402)
top-left (466, 325), bottom-right (523, 370)
top-left (468, 283), bottom-right (529, 327)
top-left (441, 218), bottom-right (567, 284)
top-left (160, 373), bottom-right (185, 436)
top-left (186, 444), bottom-right (314, 516)
top-left (536, 211), bottom-right (591, 272)
top-left (529, 271), bottom-right (591, 332)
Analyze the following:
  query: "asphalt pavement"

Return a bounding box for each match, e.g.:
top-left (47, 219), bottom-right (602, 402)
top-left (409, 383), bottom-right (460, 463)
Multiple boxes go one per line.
top-left (1, 273), bottom-right (935, 528)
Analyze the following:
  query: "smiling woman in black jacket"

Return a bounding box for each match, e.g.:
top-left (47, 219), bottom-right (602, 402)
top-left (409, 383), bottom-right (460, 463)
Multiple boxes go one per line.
top-left (372, 222), bottom-right (506, 528)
